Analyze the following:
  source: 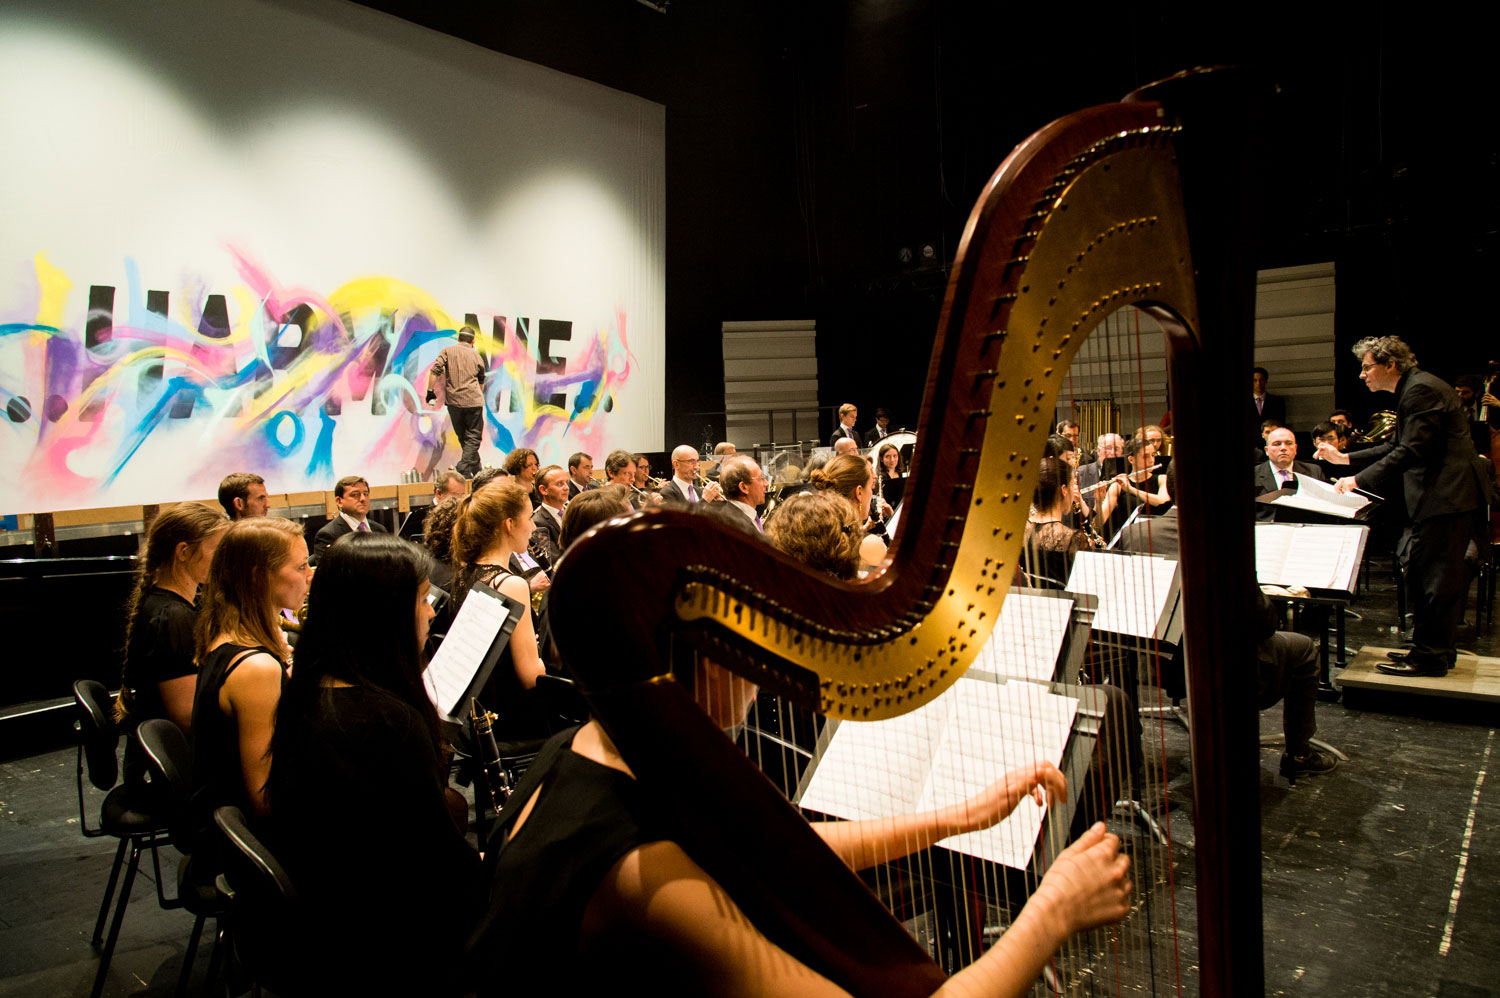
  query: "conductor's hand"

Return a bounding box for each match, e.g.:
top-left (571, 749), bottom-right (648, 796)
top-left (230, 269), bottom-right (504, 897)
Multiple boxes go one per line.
top-left (1313, 441), bottom-right (1349, 464)
top-left (425, 389), bottom-right (437, 405)
top-left (948, 761), bottom-right (1067, 835)
top-left (1032, 821), bottom-right (1133, 936)
top-left (1334, 476), bottom-right (1360, 495)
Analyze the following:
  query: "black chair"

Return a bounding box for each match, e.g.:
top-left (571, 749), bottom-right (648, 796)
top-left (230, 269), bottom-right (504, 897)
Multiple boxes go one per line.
top-left (136, 718), bottom-right (233, 997)
top-left (213, 806), bottom-right (305, 996)
top-left (72, 680), bottom-right (172, 998)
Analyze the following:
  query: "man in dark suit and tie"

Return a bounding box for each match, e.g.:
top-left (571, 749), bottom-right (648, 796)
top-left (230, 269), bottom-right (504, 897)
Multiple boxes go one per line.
top-left (658, 445), bottom-right (722, 504)
top-left (529, 465), bottom-right (569, 567)
top-left (1319, 336), bottom-right (1486, 677)
top-left (567, 452), bottom-right (595, 499)
top-left (311, 475), bottom-right (388, 564)
top-left (829, 403), bottom-right (862, 449)
top-left (1253, 428), bottom-right (1328, 522)
top-left (1251, 367), bottom-right (1287, 442)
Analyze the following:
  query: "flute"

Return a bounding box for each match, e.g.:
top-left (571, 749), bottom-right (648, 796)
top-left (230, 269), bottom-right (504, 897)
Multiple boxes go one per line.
top-left (1078, 463), bottom-right (1163, 495)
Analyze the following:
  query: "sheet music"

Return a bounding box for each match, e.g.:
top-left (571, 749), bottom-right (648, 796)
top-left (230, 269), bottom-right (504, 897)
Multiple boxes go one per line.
top-left (973, 593), bottom-right (1074, 682)
top-left (1255, 523), bottom-right (1366, 592)
top-left (422, 587), bottom-right (511, 717)
top-left (1065, 551), bottom-right (1180, 639)
top-left (1271, 474), bottom-right (1371, 519)
top-left (799, 676), bottom-right (1079, 869)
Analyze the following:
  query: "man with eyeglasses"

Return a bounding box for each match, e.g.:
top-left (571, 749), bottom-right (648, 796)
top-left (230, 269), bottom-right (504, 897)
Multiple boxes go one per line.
top-left (720, 455), bottom-right (768, 533)
top-left (658, 445), bottom-right (723, 504)
top-left (1316, 335), bottom-right (1485, 678)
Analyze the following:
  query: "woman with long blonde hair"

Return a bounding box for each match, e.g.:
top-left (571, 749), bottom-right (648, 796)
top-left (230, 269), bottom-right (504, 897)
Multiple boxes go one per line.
top-left (450, 482), bottom-right (550, 739)
top-left (810, 453), bottom-right (888, 572)
top-left (190, 516), bottom-right (310, 822)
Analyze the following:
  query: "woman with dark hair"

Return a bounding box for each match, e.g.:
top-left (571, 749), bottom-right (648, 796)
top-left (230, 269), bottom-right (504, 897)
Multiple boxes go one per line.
top-left (191, 516), bottom-right (310, 823)
top-left (1022, 457), bottom-right (1095, 588)
top-left (117, 502), bottom-right (228, 796)
top-left (875, 442), bottom-right (907, 511)
top-left (270, 534), bottom-right (479, 994)
top-left (421, 493), bottom-right (465, 590)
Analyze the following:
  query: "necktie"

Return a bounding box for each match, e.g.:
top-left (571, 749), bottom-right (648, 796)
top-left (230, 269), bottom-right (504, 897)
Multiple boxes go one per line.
top-left (357, 521), bottom-right (368, 532)
top-left (688, 484), bottom-right (698, 502)
top-left (1256, 397), bottom-right (1264, 414)
top-left (1279, 470), bottom-right (1290, 486)
top-left (755, 515), bottom-right (763, 532)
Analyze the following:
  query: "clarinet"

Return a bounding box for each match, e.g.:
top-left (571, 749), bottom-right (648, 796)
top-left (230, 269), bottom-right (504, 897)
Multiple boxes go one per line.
top-left (1072, 487), bottom-right (1107, 549)
top-left (471, 698), bottom-right (510, 809)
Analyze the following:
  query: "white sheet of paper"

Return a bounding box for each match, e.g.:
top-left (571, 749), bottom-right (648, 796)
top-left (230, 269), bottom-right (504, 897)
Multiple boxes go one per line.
top-left (1065, 551), bottom-right (1179, 639)
top-left (1271, 474), bottom-right (1371, 519)
top-left (1255, 523), bottom-right (1365, 591)
top-left (422, 588), bottom-right (512, 718)
top-left (798, 676), bottom-right (1079, 870)
top-left (974, 593), bottom-right (1075, 682)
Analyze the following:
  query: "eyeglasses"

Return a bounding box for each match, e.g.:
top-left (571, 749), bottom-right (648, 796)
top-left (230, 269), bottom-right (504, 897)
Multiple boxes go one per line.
top-left (1360, 362), bottom-right (1378, 372)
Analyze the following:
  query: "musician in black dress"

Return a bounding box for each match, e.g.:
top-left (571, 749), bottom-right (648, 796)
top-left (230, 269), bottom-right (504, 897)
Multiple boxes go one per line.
top-left (190, 517), bottom-right (310, 853)
top-left (451, 482), bottom-right (552, 740)
top-left (117, 503), bottom-right (228, 797)
top-left (468, 501), bottom-right (1131, 997)
top-left (1023, 457), bottom-right (1096, 588)
top-left (270, 534), bottom-right (479, 995)
top-left (876, 441), bottom-right (908, 511)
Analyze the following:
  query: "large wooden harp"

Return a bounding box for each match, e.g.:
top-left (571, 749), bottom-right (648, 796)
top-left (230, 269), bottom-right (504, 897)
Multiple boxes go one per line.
top-left (550, 68), bottom-right (1265, 996)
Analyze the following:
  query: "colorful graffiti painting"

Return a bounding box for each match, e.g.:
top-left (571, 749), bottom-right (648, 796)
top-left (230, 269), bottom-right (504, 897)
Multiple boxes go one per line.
top-left (0, 250), bottom-right (633, 512)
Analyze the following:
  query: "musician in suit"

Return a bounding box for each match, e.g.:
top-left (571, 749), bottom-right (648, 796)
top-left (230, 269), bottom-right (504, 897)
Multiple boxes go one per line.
top-left (310, 476), bottom-right (387, 565)
top-left (566, 452), bottom-right (595, 499)
top-left (1251, 366), bottom-right (1287, 440)
top-left (1319, 336), bottom-right (1485, 677)
top-left (829, 402), bottom-right (863, 449)
top-left (1252, 428), bottom-right (1328, 522)
top-left (658, 445), bottom-right (722, 504)
top-left (868, 408), bottom-right (894, 442)
top-left (433, 470), bottom-right (467, 501)
top-left (720, 454), bottom-right (767, 532)
top-left (530, 466), bottom-right (569, 567)
top-left (602, 450), bottom-right (643, 509)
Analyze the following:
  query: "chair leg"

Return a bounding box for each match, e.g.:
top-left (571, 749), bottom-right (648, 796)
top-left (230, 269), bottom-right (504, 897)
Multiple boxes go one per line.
top-left (176, 912), bottom-right (207, 998)
top-left (91, 839), bottom-right (142, 998)
top-left (92, 836), bottom-right (129, 947)
top-left (204, 918), bottom-right (232, 998)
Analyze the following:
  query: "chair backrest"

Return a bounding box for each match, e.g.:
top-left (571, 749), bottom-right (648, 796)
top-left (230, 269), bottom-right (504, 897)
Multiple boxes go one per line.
top-left (213, 806), bottom-right (297, 903)
top-left (135, 718), bottom-right (193, 803)
top-left (73, 679), bottom-right (119, 792)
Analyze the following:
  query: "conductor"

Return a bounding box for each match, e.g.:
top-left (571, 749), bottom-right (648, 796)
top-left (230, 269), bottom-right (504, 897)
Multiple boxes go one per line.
top-left (1317, 335), bottom-right (1483, 677)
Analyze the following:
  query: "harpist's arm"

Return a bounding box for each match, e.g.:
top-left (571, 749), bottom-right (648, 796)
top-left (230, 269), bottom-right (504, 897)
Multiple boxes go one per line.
top-left (811, 761), bottom-right (1066, 871)
top-left (590, 822), bottom-right (1129, 998)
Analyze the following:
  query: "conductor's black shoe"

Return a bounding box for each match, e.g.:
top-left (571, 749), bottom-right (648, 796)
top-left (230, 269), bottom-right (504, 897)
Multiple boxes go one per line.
top-left (1376, 658), bottom-right (1449, 677)
top-left (1280, 748), bottom-right (1340, 783)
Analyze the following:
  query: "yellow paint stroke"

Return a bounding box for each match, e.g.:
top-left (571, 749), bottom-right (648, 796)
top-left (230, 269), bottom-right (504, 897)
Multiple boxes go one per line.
top-left (32, 252), bottom-right (72, 342)
top-left (329, 276), bottom-right (452, 330)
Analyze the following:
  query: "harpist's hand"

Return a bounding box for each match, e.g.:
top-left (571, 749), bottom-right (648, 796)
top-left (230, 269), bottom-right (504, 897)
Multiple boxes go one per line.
top-left (1031, 821), bottom-right (1133, 936)
top-left (947, 761), bottom-right (1067, 835)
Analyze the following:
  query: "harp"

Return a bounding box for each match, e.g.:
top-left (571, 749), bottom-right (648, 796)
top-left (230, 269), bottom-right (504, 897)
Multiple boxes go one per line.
top-left (550, 67), bottom-right (1265, 996)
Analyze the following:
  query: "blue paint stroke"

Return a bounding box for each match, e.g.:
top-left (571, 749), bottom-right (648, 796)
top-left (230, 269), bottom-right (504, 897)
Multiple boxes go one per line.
top-left (306, 408), bottom-right (336, 479)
